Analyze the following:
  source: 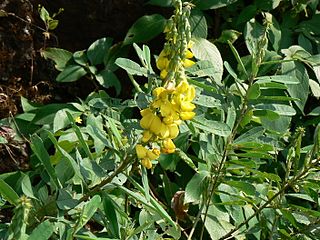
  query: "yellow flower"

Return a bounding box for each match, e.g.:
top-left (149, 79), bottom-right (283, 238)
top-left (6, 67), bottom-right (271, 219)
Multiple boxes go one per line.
top-left (146, 149), bottom-right (160, 160)
top-left (152, 87), bottom-right (166, 98)
top-left (159, 123), bottom-right (170, 139)
top-left (136, 144), bottom-right (147, 159)
top-left (180, 111), bottom-right (196, 120)
top-left (156, 56), bottom-right (169, 70)
top-left (176, 81), bottom-right (189, 93)
top-left (168, 124), bottom-right (179, 139)
top-left (162, 138), bottom-right (176, 154)
top-left (180, 101), bottom-right (196, 112)
top-left (142, 130), bottom-right (153, 142)
top-left (74, 116), bottom-right (82, 124)
top-left (185, 49), bottom-right (194, 59)
top-left (160, 69), bottom-right (168, 79)
top-left (140, 109), bottom-right (162, 134)
top-left (152, 148), bottom-right (161, 156)
top-left (136, 145), bottom-right (160, 169)
top-left (186, 85), bottom-right (196, 101)
top-left (141, 158), bottom-right (152, 169)
top-left (183, 59), bottom-right (195, 68)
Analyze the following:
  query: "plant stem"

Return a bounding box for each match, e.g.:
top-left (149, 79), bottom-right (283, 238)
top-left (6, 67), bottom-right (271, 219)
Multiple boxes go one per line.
top-left (219, 164), bottom-right (316, 240)
top-left (79, 155), bottom-right (132, 202)
top-left (128, 74), bottom-right (143, 93)
top-left (188, 98), bottom-right (249, 240)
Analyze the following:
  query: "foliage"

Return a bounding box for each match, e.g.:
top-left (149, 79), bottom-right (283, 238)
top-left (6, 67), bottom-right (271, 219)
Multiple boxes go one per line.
top-left (1, 0), bottom-right (320, 239)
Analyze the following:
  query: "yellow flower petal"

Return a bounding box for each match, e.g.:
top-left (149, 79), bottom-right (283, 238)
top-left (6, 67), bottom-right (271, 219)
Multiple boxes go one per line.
top-left (159, 123), bottom-right (170, 139)
top-left (74, 116), bottom-right (82, 124)
top-left (136, 144), bottom-right (147, 159)
top-left (141, 158), bottom-right (152, 169)
top-left (142, 130), bottom-right (153, 142)
top-left (140, 108), bottom-right (153, 117)
top-left (180, 111), bottom-right (195, 120)
top-left (176, 81), bottom-right (189, 93)
top-left (146, 149), bottom-right (160, 160)
top-left (168, 124), bottom-right (179, 139)
top-left (149, 114), bottom-right (162, 135)
top-left (160, 69), bottom-right (168, 79)
top-left (162, 138), bottom-right (176, 154)
top-left (140, 111), bottom-right (154, 129)
top-left (152, 148), bottom-right (161, 156)
top-left (183, 59), bottom-right (195, 68)
top-left (180, 101), bottom-right (196, 112)
top-left (185, 49), bottom-right (194, 59)
top-left (186, 85), bottom-right (196, 101)
top-left (153, 87), bottom-right (166, 98)
top-left (156, 56), bottom-right (169, 70)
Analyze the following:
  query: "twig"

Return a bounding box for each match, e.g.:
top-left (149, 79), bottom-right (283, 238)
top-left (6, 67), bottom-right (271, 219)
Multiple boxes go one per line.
top-left (79, 155), bottom-right (132, 202)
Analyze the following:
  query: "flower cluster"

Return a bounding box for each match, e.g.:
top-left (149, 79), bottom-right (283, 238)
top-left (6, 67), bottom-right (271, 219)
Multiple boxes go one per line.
top-left (156, 46), bottom-right (195, 80)
top-left (136, 0), bottom-right (196, 169)
top-left (136, 80), bottom-right (196, 169)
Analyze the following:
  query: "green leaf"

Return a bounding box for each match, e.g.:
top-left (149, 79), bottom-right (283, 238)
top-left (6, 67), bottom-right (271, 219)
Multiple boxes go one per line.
top-left (247, 83), bottom-right (261, 99)
top-left (66, 112), bottom-right (94, 161)
top-left (95, 70), bottom-right (121, 95)
top-left (308, 106), bottom-right (320, 116)
top-left (47, 131), bottom-right (85, 186)
top-left (87, 37), bottom-right (113, 65)
top-left (53, 109), bottom-right (80, 133)
top-left (184, 171), bottom-right (209, 203)
top-left (244, 18), bottom-right (266, 55)
top-left (191, 37), bottom-right (223, 82)
top-left (192, 116), bottom-right (231, 137)
top-left (256, 75), bottom-right (300, 84)
top-left (141, 167), bottom-right (150, 202)
top-left (189, 10), bottom-right (208, 38)
top-left (309, 79), bottom-right (320, 98)
top-left (56, 65), bottom-right (87, 82)
top-left (32, 103), bottom-right (72, 125)
top-left (57, 189), bottom-right (78, 210)
top-left (39, 6), bottom-right (50, 23)
top-left (123, 14), bottom-right (166, 45)
top-left (0, 178), bottom-right (19, 206)
top-left (265, 13), bottom-right (281, 51)
top-left (282, 61), bottom-right (309, 112)
top-left (20, 96), bottom-right (41, 112)
top-left (48, 19), bottom-right (59, 30)
top-left (30, 135), bottom-right (62, 189)
top-left (187, 60), bottom-right (219, 77)
top-left (115, 58), bottom-right (147, 76)
top-left (234, 126), bottom-right (264, 143)
top-left (254, 103), bottom-right (296, 116)
top-left (175, 149), bottom-right (197, 171)
top-left (193, 94), bottom-right (221, 108)
top-left (194, 0), bottom-right (239, 10)
top-left (102, 193), bottom-right (120, 238)
top-left (203, 204), bottom-right (234, 239)
top-left (40, 48), bottom-right (73, 71)
top-left (253, 109), bottom-right (280, 120)
top-left (73, 50), bottom-right (88, 66)
top-left (21, 173), bottom-right (37, 200)
top-left (226, 181), bottom-right (256, 195)
top-left (28, 220), bottom-right (54, 240)
top-left (74, 195), bottom-right (101, 233)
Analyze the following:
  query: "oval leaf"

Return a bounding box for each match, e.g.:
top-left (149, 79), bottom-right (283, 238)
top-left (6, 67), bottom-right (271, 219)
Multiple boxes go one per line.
top-left (56, 65), bottom-right (87, 82)
top-left (123, 14), bottom-right (166, 45)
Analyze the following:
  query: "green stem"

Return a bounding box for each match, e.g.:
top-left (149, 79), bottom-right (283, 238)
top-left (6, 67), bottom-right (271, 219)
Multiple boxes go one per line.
top-left (79, 156), bottom-right (132, 202)
top-left (219, 163), bottom-right (316, 240)
top-left (128, 74), bottom-right (143, 93)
